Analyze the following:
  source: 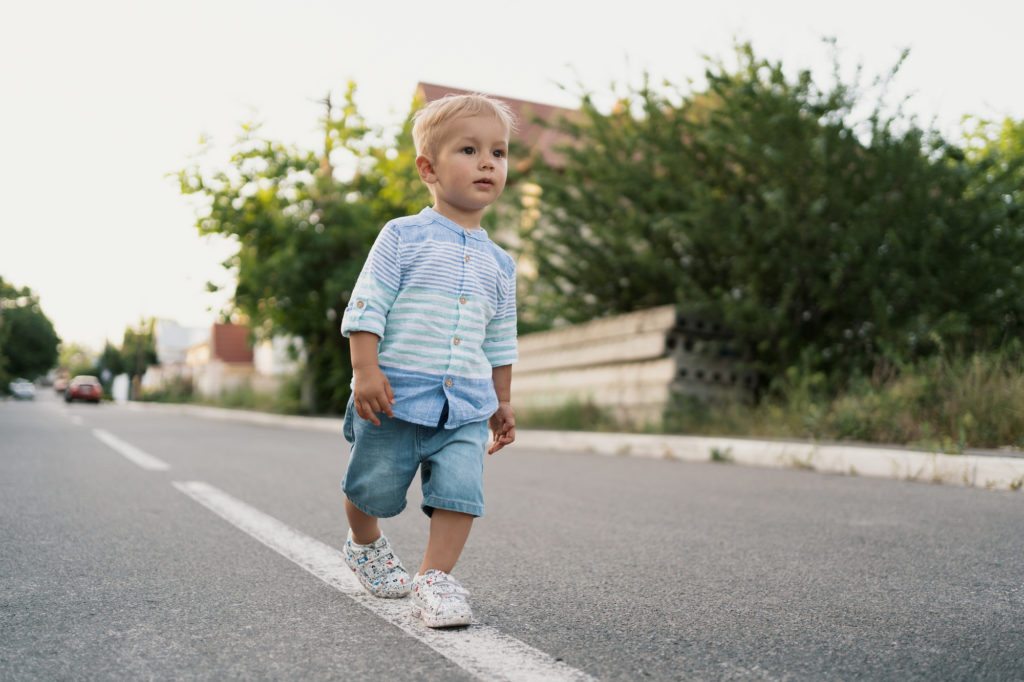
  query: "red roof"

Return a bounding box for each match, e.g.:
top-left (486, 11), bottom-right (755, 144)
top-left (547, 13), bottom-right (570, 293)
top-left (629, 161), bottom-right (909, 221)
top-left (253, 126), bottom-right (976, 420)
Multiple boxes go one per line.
top-left (416, 82), bottom-right (578, 169)
top-left (210, 323), bottom-right (253, 364)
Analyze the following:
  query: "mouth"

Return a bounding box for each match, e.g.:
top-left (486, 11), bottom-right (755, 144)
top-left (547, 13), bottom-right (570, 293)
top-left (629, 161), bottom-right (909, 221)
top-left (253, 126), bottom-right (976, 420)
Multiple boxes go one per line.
top-left (474, 178), bottom-right (494, 187)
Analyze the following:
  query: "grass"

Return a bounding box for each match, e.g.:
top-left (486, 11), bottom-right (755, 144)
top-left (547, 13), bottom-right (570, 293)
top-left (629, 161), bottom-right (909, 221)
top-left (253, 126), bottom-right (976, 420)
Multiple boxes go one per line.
top-left (516, 399), bottom-right (621, 432)
top-left (141, 376), bottom-right (307, 416)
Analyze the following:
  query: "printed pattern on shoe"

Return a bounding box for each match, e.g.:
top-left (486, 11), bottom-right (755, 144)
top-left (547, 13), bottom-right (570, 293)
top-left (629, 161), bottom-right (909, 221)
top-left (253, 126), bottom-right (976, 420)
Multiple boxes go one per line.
top-left (410, 570), bottom-right (472, 627)
top-left (344, 530), bottom-right (411, 598)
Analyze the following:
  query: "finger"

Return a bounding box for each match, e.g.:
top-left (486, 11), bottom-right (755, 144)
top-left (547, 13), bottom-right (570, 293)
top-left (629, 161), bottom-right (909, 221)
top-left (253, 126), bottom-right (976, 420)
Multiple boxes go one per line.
top-left (366, 393), bottom-right (392, 419)
top-left (488, 429), bottom-right (515, 454)
top-left (384, 379), bottom-right (395, 405)
top-left (361, 401), bottom-right (382, 426)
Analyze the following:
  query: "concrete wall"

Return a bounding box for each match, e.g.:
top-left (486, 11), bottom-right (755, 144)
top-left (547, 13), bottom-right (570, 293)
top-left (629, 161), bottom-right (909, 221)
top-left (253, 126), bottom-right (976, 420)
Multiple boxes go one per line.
top-left (514, 305), bottom-right (755, 426)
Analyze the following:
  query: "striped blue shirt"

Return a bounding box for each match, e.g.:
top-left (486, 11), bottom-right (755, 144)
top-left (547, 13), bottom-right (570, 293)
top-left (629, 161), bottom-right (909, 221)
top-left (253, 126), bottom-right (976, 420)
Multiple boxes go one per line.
top-left (341, 207), bottom-right (518, 428)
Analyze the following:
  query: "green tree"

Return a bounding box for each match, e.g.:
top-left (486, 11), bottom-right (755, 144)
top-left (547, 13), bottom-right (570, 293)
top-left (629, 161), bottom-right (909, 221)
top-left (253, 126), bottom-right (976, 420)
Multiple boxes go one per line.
top-left (97, 342), bottom-right (125, 378)
top-left (178, 85), bottom-right (431, 413)
top-left (0, 277), bottom-right (61, 388)
top-left (114, 318), bottom-right (158, 397)
top-left (526, 44), bottom-right (1024, 392)
top-left (59, 342), bottom-right (97, 378)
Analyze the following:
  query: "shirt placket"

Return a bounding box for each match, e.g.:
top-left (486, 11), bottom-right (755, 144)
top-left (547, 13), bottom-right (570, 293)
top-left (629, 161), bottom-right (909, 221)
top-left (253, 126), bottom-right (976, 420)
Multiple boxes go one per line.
top-left (443, 230), bottom-right (474, 399)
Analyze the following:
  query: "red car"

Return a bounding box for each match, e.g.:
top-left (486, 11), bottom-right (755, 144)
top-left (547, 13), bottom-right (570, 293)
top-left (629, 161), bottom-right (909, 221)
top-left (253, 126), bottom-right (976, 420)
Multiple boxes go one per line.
top-left (65, 375), bottom-right (102, 403)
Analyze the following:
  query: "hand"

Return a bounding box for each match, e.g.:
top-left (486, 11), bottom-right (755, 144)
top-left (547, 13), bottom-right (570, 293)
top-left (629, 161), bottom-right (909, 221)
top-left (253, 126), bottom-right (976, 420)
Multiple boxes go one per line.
top-left (352, 366), bottom-right (394, 426)
top-left (488, 402), bottom-right (516, 454)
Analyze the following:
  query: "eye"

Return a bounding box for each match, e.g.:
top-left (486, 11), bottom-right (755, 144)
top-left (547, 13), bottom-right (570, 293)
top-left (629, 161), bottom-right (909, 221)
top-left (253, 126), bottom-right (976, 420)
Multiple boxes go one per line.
top-left (461, 146), bottom-right (475, 155)
top-left (492, 149), bottom-right (506, 158)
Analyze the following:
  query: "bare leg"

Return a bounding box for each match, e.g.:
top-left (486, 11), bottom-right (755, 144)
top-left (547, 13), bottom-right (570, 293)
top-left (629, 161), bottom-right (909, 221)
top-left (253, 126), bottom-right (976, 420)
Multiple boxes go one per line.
top-left (345, 498), bottom-right (381, 545)
top-left (419, 509), bottom-right (474, 575)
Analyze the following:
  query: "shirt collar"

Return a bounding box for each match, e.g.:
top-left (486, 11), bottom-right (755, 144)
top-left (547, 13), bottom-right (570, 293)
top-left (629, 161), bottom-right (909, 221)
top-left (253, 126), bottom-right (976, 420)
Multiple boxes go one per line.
top-left (421, 207), bottom-right (490, 242)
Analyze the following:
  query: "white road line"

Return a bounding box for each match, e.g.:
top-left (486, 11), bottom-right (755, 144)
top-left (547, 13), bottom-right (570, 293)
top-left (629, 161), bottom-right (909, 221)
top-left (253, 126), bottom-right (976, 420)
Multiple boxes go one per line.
top-left (92, 429), bottom-right (170, 471)
top-left (173, 481), bottom-right (596, 682)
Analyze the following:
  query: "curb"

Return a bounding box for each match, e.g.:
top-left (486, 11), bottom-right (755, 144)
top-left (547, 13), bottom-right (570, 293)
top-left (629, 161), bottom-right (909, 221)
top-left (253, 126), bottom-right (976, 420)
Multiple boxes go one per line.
top-left (514, 431), bottom-right (1024, 493)
top-left (121, 401), bottom-right (1024, 493)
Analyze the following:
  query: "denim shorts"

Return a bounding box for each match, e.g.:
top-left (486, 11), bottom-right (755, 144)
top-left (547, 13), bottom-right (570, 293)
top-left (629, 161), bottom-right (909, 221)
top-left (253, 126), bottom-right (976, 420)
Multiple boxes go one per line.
top-left (341, 396), bottom-right (489, 518)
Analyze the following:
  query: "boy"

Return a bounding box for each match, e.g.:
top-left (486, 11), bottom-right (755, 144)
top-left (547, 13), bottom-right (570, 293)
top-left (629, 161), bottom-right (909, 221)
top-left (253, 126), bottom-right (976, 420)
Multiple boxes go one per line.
top-left (339, 93), bottom-right (518, 628)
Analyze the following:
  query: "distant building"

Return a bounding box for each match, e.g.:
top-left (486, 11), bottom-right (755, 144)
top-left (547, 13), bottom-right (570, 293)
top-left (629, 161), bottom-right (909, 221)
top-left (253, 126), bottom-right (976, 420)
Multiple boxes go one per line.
top-left (187, 323), bottom-right (254, 397)
top-left (141, 319), bottom-right (209, 393)
top-left (153, 319), bottom-right (209, 365)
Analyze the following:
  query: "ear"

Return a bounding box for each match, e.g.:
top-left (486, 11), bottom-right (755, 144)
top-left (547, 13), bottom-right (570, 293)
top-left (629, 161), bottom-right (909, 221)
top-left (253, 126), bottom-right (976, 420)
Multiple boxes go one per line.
top-left (415, 154), bottom-right (437, 185)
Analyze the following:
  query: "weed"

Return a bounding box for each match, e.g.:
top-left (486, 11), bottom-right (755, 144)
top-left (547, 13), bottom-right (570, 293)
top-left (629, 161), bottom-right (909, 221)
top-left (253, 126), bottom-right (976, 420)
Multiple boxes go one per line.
top-left (659, 347), bottom-right (1024, 451)
top-left (789, 455), bottom-right (815, 471)
top-left (710, 447), bottom-right (734, 463)
top-left (518, 399), bottom-right (619, 432)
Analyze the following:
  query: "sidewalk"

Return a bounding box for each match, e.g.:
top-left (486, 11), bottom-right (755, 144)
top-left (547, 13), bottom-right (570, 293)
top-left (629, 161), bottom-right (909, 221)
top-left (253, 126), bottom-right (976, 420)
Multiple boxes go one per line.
top-left (123, 401), bottom-right (1024, 492)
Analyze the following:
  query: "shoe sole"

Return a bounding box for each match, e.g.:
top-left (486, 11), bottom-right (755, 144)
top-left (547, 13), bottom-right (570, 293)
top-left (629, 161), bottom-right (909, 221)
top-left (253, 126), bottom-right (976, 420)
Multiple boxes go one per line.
top-left (410, 603), bottom-right (472, 628)
top-left (349, 571), bottom-right (411, 598)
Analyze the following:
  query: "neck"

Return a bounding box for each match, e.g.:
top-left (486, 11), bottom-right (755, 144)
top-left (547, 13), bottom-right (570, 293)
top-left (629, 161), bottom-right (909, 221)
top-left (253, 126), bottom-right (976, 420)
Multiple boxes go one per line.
top-left (432, 200), bottom-right (484, 230)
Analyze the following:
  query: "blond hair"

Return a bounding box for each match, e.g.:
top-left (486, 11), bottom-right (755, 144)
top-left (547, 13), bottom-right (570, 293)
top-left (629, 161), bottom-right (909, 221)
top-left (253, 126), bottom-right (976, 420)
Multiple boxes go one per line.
top-left (412, 93), bottom-right (517, 160)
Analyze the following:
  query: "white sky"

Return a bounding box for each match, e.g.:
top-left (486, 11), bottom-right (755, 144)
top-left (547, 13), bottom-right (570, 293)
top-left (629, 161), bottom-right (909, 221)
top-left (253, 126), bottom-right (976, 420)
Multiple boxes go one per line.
top-left (2, 0), bottom-right (1021, 351)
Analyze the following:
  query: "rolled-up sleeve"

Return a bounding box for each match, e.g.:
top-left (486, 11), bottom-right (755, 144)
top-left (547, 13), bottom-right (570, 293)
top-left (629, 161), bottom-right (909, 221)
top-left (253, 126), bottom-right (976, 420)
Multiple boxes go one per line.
top-left (482, 266), bottom-right (518, 367)
top-left (341, 224), bottom-right (401, 338)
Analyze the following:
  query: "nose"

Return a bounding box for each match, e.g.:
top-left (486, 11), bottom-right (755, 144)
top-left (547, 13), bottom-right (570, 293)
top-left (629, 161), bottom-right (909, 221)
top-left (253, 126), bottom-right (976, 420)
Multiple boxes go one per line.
top-left (480, 154), bottom-right (493, 170)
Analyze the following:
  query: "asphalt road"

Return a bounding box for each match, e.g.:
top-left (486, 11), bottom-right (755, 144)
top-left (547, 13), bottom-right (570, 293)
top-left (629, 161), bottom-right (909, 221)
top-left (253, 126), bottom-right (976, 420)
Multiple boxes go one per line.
top-left (2, 392), bottom-right (1023, 681)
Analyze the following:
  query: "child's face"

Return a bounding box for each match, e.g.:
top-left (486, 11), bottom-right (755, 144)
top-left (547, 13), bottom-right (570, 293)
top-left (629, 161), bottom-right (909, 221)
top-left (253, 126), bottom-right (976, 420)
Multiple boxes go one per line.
top-left (418, 114), bottom-right (509, 228)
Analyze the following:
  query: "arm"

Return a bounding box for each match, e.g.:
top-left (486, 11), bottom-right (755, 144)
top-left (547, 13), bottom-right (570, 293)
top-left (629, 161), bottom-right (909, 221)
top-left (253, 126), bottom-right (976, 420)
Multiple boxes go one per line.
top-left (350, 331), bottom-right (394, 426)
top-left (488, 364), bottom-right (515, 454)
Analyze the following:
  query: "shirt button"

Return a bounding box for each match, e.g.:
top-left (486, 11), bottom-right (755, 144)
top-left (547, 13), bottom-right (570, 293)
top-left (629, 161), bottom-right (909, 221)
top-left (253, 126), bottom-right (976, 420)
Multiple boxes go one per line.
top-left (355, 300), bottom-right (365, 308)
top-left (459, 296), bottom-right (467, 304)
top-left (453, 337), bottom-right (461, 345)
top-left (464, 255), bottom-right (471, 263)
top-left (445, 379), bottom-right (453, 387)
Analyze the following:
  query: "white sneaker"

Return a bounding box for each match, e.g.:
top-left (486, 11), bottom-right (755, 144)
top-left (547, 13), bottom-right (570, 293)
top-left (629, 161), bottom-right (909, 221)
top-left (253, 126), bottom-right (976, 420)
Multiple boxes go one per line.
top-left (343, 529), bottom-right (411, 598)
top-left (410, 570), bottom-right (472, 627)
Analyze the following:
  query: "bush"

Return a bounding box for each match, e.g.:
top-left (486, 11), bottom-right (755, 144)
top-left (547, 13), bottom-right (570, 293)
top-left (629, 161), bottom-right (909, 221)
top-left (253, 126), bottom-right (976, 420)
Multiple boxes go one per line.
top-left (823, 349), bottom-right (1024, 451)
top-left (658, 346), bottom-right (1024, 451)
top-left (139, 376), bottom-right (194, 404)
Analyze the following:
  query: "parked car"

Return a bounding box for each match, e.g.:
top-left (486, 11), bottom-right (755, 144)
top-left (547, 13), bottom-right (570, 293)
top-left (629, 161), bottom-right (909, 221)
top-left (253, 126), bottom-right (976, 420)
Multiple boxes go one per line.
top-left (65, 375), bottom-right (102, 403)
top-left (9, 379), bottom-right (36, 400)
top-left (53, 377), bottom-right (68, 393)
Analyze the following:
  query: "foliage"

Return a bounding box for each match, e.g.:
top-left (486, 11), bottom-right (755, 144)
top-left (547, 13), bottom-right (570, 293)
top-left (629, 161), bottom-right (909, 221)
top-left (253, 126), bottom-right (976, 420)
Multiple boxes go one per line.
top-left (526, 43), bottom-right (1024, 392)
top-left (139, 375), bottom-right (194, 403)
top-left (178, 85), bottom-right (431, 413)
top-left (0, 276), bottom-right (60, 389)
top-left (96, 342), bottom-right (124, 380)
top-left (193, 375), bottom-right (306, 415)
top-left (93, 319), bottom-right (159, 396)
top-left (59, 342), bottom-right (97, 378)
top-left (661, 347), bottom-right (1024, 451)
top-left (517, 399), bottom-right (619, 432)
